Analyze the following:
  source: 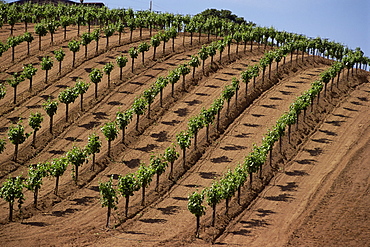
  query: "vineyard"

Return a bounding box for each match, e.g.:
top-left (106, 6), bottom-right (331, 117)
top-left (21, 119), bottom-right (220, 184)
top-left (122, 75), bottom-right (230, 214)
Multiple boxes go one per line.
top-left (0, 3), bottom-right (369, 246)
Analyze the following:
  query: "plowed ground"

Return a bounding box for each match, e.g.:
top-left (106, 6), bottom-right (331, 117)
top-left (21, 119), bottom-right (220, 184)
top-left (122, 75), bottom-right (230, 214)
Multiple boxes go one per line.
top-left (0, 23), bottom-right (369, 246)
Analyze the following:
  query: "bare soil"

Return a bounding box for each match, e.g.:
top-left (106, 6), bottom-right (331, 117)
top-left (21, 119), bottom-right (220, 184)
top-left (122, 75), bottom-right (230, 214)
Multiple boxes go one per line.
top-left (0, 23), bottom-right (369, 247)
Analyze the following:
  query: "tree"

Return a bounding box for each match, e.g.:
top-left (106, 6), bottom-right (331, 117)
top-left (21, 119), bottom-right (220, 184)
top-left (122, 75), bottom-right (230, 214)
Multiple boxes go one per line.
top-left (167, 69), bottom-right (180, 97)
top-left (7, 72), bottom-right (25, 104)
top-left (8, 121), bottom-right (30, 162)
top-left (25, 163), bottom-right (47, 207)
top-left (58, 87), bottom-right (78, 122)
top-left (103, 24), bottom-right (115, 49)
top-left (188, 191), bottom-right (206, 238)
top-left (116, 55), bottom-right (128, 80)
top-left (74, 80), bottom-right (90, 111)
top-left (43, 98), bottom-right (58, 134)
top-left (0, 83), bottom-right (6, 100)
top-left (200, 107), bottom-right (216, 142)
top-left (0, 176), bottom-right (24, 221)
top-left (22, 64), bottom-right (37, 92)
top-left (143, 85), bottom-right (159, 119)
top-left (198, 45), bottom-right (209, 75)
top-left (89, 68), bottom-right (103, 99)
top-left (222, 84), bottom-right (236, 117)
top-left (116, 109), bottom-right (133, 143)
top-left (137, 42), bottom-right (151, 65)
top-left (81, 32), bottom-right (93, 59)
top-left (60, 15), bottom-right (72, 40)
top-left (103, 62), bottom-right (114, 88)
top-left (40, 56), bottom-right (53, 84)
top-left (132, 97), bottom-right (147, 131)
top-left (68, 40), bottom-right (81, 68)
top-left (168, 27), bottom-right (178, 52)
top-left (155, 76), bottom-right (168, 107)
top-left (35, 23), bottom-right (47, 51)
top-left (91, 28), bottom-right (101, 54)
top-left (118, 173), bottom-right (139, 217)
top-left (47, 157), bottom-right (68, 195)
top-left (116, 21), bottom-right (125, 45)
top-left (219, 170), bottom-right (237, 214)
top-left (101, 121), bottom-right (118, 158)
top-left (54, 48), bottom-right (66, 75)
top-left (163, 144), bottom-right (179, 179)
top-left (99, 176), bottom-right (118, 228)
top-left (207, 42), bottom-right (217, 65)
top-left (176, 131), bottom-right (191, 169)
top-left (217, 39), bottom-right (225, 63)
top-left (205, 182), bottom-right (222, 227)
top-left (150, 35), bottom-right (161, 60)
top-left (189, 55), bottom-right (200, 79)
top-left (149, 154), bottom-right (168, 192)
top-left (85, 133), bottom-right (102, 171)
top-left (67, 146), bottom-right (87, 184)
top-left (160, 31), bottom-right (170, 55)
top-left (241, 68), bottom-right (253, 98)
top-left (177, 64), bottom-right (190, 91)
top-left (231, 77), bottom-right (240, 107)
top-left (128, 47), bottom-right (138, 73)
top-left (46, 20), bottom-right (59, 45)
top-left (136, 164), bottom-right (153, 206)
top-left (7, 35), bottom-right (24, 62)
top-left (28, 112), bottom-right (43, 147)
top-left (188, 115), bottom-right (204, 149)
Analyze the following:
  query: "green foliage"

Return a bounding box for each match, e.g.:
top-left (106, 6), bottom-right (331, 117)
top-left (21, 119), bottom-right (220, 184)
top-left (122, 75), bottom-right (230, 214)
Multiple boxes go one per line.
top-left (68, 40), bottom-right (80, 53)
top-left (118, 173), bottom-right (139, 198)
top-left (205, 181), bottom-right (222, 207)
top-left (58, 87), bottom-right (78, 105)
top-left (189, 55), bottom-right (200, 68)
top-left (103, 62), bottom-right (114, 75)
top-left (128, 47), bottom-right (138, 59)
top-left (116, 55), bottom-right (128, 68)
top-left (7, 72), bottom-right (24, 88)
top-left (221, 84), bottom-right (235, 101)
top-left (81, 32), bottom-right (93, 46)
top-left (0, 84), bottom-right (6, 99)
top-left (89, 68), bottom-right (103, 84)
top-left (150, 35), bottom-right (161, 48)
top-left (163, 144), bottom-right (179, 164)
top-left (167, 69), bottom-right (180, 84)
top-left (188, 115), bottom-right (204, 137)
top-left (67, 146), bottom-right (87, 181)
top-left (43, 98), bottom-right (58, 117)
top-left (177, 64), bottom-right (190, 76)
top-left (188, 191), bottom-right (206, 217)
top-left (132, 97), bottom-right (147, 116)
top-left (149, 154), bottom-right (167, 176)
top-left (25, 163), bottom-right (48, 193)
top-left (198, 45), bottom-right (209, 61)
top-left (176, 130), bottom-right (191, 150)
top-left (99, 176), bottom-right (118, 209)
top-left (8, 121), bottom-right (30, 146)
top-left (0, 176), bottom-right (24, 220)
top-left (22, 64), bottom-right (37, 79)
top-left (74, 80), bottom-right (90, 95)
top-left (116, 109), bottom-right (133, 131)
top-left (41, 56), bottom-right (53, 71)
top-left (138, 41), bottom-right (150, 53)
top-left (7, 35), bottom-right (24, 48)
top-left (23, 32), bottom-right (34, 43)
top-left (47, 157), bottom-right (68, 178)
top-left (85, 133), bottom-right (102, 156)
top-left (54, 48), bottom-right (65, 62)
top-left (28, 112), bottom-right (43, 132)
top-left (136, 164), bottom-right (153, 188)
top-left (101, 122), bottom-right (118, 142)
top-left (35, 23), bottom-right (48, 36)
top-left (195, 9), bottom-right (252, 25)
top-left (103, 24), bottom-right (115, 37)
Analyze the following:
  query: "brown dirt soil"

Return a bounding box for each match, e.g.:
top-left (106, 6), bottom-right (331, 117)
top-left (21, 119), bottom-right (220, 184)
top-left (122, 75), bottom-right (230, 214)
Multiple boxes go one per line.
top-left (0, 23), bottom-right (369, 247)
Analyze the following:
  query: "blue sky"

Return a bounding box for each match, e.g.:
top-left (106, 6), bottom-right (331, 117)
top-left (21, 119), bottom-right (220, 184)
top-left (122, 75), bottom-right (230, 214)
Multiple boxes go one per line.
top-left (101, 0), bottom-right (369, 57)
